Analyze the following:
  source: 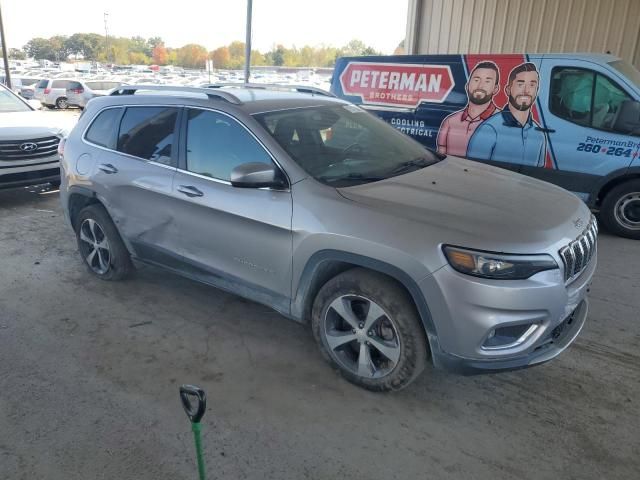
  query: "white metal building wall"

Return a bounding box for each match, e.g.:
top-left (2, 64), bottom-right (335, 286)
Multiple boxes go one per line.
top-left (405, 0), bottom-right (640, 68)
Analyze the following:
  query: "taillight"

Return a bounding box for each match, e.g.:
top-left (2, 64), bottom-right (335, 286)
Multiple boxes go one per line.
top-left (70, 88), bottom-right (84, 94)
top-left (58, 137), bottom-right (66, 158)
top-left (44, 88), bottom-right (51, 94)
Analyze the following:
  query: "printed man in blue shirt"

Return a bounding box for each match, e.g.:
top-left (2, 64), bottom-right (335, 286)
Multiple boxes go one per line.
top-left (467, 62), bottom-right (546, 167)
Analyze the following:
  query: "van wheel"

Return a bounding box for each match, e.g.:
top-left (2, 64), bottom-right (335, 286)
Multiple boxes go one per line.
top-left (600, 179), bottom-right (640, 239)
top-left (55, 97), bottom-right (68, 109)
top-left (311, 268), bottom-right (428, 391)
top-left (75, 204), bottom-right (133, 280)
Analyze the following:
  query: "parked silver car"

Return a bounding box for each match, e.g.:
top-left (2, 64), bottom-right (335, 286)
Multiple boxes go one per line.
top-left (59, 85), bottom-right (597, 391)
top-left (66, 80), bottom-right (122, 109)
top-left (0, 76), bottom-right (43, 99)
top-left (0, 84), bottom-right (71, 189)
top-left (34, 78), bottom-right (77, 109)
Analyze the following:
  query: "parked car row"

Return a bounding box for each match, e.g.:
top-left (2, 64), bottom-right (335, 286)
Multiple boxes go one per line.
top-left (32, 79), bottom-right (123, 110)
top-left (0, 76), bottom-right (42, 100)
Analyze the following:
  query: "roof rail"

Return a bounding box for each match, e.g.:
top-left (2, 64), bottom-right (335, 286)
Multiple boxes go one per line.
top-left (110, 84), bottom-right (243, 105)
top-left (203, 82), bottom-right (335, 98)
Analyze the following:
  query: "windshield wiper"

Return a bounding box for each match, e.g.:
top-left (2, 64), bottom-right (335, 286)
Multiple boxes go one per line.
top-left (388, 156), bottom-right (434, 176)
top-left (325, 173), bottom-right (385, 185)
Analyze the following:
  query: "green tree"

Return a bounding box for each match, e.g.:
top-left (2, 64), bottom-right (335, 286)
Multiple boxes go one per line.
top-left (338, 39), bottom-right (380, 58)
top-left (49, 35), bottom-right (71, 61)
top-left (9, 48), bottom-right (26, 60)
top-left (65, 33), bottom-right (104, 60)
top-left (24, 37), bottom-right (55, 60)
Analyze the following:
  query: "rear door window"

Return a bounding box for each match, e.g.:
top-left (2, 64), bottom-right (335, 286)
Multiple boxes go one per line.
top-left (67, 81), bottom-right (83, 91)
top-left (21, 78), bottom-right (41, 86)
top-left (51, 80), bottom-right (70, 89)
top-left (117, 106), bottom-right (179, 166)
top-left (85, 108), bottom-right (122, 149)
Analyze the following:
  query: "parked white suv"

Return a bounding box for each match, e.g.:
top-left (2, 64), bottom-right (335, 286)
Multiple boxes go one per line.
top-left (0, 84), bottom-right (72, 190)
top-left (34, 78), bottom-right (77, 109)
top-left (66, 80), bottom-right (122, 109)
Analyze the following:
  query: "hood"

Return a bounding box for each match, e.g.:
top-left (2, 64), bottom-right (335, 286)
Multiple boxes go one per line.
top-left (337, 156), bottom-right (591, 253)
top-left (0, 110), bottom-right (74, 138)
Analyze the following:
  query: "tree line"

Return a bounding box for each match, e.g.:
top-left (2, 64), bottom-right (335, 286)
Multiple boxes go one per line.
top-left (11, 33), bottom-right (388, 69)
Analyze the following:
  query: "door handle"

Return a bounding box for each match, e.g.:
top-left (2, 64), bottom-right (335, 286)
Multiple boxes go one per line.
top-left (178, 185), bottom-right (204, 198)
top-left (98, 163), bottom-right (118, 174)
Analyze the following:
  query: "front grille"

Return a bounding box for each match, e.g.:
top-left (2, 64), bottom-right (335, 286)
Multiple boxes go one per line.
top-left (0, 136), bottom-right (60, 162)
top-left (559, 216), bottom-right (598, 283)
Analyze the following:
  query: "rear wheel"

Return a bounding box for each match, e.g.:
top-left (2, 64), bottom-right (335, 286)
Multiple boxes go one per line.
top-left (75, 204), bottom-right (133, 280)
top-left (55, 97), bottom-right (68, 109)
top-left (311, 268), bottom-right (428, 391)
top-left (600, 179), bottom-right (640, 239)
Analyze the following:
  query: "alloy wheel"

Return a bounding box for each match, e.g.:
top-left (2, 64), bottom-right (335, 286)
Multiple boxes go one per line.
top-left (79, 218), bottom-right (111, 274)
top-left (323, 295), bottom-right (401, 379)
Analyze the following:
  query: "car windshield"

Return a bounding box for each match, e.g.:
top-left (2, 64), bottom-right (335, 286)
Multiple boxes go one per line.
top-left (0, 87), bottom-right (31, 112)
top-left (254, 104), bottom-right (441, 187)
top-left (609, 60), bottom-right (640, 90)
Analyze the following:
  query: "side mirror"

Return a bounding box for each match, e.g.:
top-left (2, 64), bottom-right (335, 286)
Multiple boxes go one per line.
top-left (613, 100), bottom-right (640, 134)
top-left (27, 99), bottom-right (42, 110)
top-left (230, 162), bottom-right (286, 189)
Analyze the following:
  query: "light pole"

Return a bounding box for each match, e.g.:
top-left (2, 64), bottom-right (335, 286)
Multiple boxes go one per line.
top-left (0, 1), bottom-right (12, 89)
top-left (244, 0), bottom-right (252, 83)
top-left (103, 11), bottom-right (110, 64)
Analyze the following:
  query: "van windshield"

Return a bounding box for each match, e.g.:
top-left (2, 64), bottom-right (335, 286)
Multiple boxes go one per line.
top-left (254, 104), bottom-right (440, 187)
top-left (609, 60), bottom-right (640, 91)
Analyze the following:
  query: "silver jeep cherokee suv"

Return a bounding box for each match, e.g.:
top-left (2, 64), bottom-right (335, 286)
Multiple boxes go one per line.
top-left (60, 84), bottom-right (597, 391)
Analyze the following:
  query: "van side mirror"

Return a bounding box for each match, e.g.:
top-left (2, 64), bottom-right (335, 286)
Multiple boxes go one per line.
top-left (613, 100), bottom-right (640, 134)
top-left (230, 162), bottom-right (287, 189)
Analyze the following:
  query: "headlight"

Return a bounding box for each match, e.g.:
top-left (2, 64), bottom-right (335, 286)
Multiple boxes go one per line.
top-left (442, 245), bottom-right (558, 280)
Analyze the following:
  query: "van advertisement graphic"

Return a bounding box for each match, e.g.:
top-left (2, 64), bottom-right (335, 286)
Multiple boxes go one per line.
top-left (334, 54), bottom-right (640, 173)
top-left (339, 62), bottom-right (455, 108)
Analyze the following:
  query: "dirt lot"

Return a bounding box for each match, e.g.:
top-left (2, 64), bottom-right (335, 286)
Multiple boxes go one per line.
top-left (0, 180), bottom-right (639, 479)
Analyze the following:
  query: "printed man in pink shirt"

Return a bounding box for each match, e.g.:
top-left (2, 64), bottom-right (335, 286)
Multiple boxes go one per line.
top-left (437, 61), bottom-right (500, 156)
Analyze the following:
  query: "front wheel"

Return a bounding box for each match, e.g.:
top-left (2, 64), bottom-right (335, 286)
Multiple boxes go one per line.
top-left (75, 204), bottom-right (133, 280)
top-left (311, 268), bottom-right (428, 391)
top-left (599, 179), bottom-right (640, 239)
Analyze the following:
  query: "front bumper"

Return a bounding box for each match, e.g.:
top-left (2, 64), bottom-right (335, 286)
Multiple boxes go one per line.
top-left (420, 250), bottom-right (596, 374)
top-left (0, 159), bottom-right (60, 190)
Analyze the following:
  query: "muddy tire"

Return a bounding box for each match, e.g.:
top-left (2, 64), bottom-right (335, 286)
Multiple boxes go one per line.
top-left (75, 204), bottom-right (133, 281)
top-left (311, 268), bottom-right (428, 391)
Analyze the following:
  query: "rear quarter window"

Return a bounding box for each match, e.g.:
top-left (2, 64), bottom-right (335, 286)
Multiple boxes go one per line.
top-left (117, 106), bottom-right (179, 165)
top-left (85, 108), bottom-right (122, 149)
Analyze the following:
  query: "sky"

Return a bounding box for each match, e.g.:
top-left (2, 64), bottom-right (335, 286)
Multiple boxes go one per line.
top-left (2, 0), bottom-right (408, 54)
